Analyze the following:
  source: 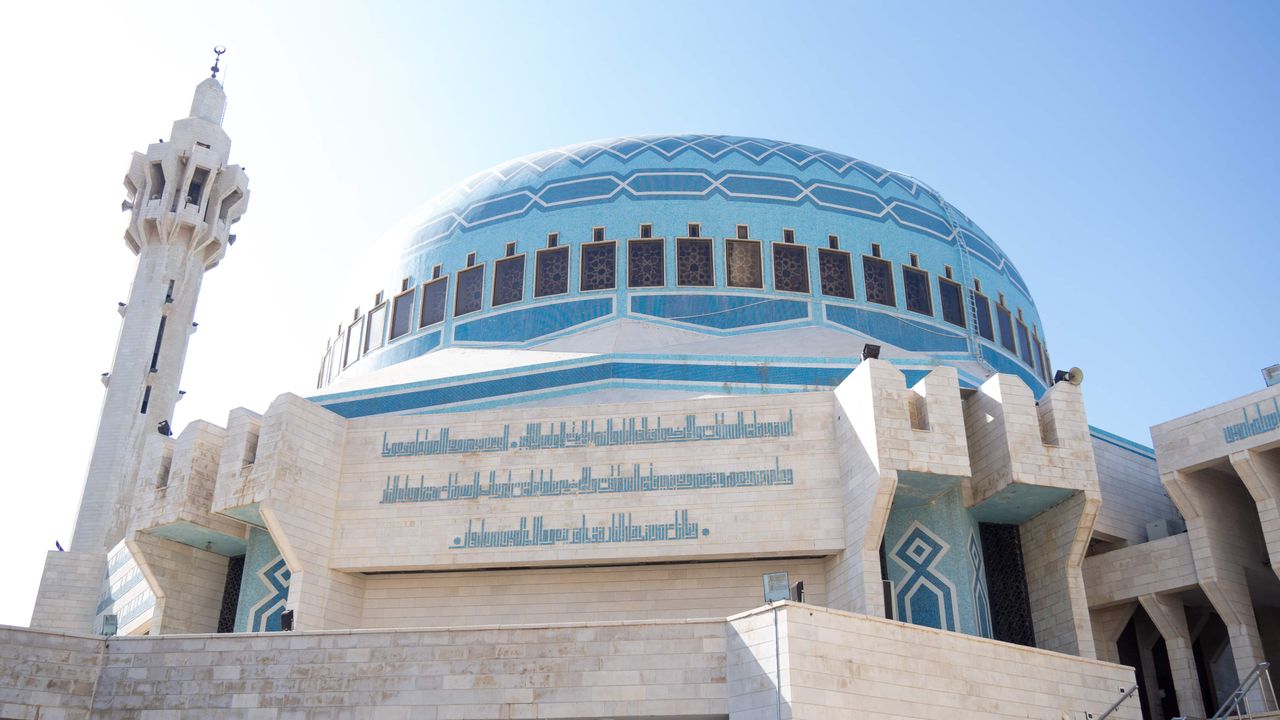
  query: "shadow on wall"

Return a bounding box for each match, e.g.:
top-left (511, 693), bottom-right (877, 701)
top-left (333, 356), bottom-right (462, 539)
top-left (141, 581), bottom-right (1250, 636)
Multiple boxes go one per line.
top-left (727, 603), bottom-right (790, 720)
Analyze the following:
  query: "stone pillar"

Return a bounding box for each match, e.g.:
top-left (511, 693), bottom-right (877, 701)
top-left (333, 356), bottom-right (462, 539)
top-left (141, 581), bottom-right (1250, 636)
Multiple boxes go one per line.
top-left (127, 533), bottom-right (229, 635)
top-left (1139, 592), bottom-right (1207, 719)
top-left (1228, 448), bottom-right (1280, 582)
top-left (826, 362), bottom-right (969, 618)
top-left (1019, 491), bottom-right (1099, 657)
top-left (1090, 602), bottom-right (1137, 664)
top-left (963, 374), bottom-right (1101, 658)
top-left (1165, 469), bottom-right (1270, 708)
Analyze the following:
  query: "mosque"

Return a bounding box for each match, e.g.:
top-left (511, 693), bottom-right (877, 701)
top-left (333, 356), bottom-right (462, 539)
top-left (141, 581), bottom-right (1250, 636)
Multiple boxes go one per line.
top-left (5, 69), bottom-right (1280, 720)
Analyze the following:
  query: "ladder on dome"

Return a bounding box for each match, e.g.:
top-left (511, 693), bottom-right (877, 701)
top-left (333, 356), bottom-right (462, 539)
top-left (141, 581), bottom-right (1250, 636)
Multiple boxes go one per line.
top-left (899, 173), bottom-right (996, 378)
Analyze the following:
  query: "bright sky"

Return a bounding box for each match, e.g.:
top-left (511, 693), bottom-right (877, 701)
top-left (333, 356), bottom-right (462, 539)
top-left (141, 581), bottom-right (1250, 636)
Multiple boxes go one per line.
top-left (0, 1), bottom-right (1276, 627)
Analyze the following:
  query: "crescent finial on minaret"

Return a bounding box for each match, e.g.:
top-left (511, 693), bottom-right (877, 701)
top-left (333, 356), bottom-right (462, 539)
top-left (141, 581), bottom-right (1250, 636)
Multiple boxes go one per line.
top-left (210, 46), bottom-right (226, 80)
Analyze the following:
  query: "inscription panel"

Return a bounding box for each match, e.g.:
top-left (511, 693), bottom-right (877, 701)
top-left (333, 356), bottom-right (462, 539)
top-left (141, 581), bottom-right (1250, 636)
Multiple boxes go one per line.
top-left (332, 393), bottom-right (845, 571)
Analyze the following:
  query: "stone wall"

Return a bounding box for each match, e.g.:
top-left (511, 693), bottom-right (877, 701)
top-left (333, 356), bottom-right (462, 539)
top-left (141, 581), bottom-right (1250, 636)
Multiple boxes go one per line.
top-left (728, 603), bottom-right (1141, 720)
top-left (1091, 435), bottom-right (1177, 545)
top-left (362, 558), bottom-right (826, 628)
top-left (0, 626), bottom-right (102, 720)
top-left (4, 604), bottom-right (1145, 720)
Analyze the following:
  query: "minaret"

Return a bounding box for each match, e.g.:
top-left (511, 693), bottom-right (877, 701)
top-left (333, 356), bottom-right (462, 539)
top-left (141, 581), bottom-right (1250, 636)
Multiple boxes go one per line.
top-left (31, 55), bottom-right (249, 632)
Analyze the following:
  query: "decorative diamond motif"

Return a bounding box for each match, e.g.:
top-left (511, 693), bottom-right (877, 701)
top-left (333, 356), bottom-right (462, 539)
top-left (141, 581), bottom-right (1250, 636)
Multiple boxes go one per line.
top-left (891, 522), bottom-right (959, 632)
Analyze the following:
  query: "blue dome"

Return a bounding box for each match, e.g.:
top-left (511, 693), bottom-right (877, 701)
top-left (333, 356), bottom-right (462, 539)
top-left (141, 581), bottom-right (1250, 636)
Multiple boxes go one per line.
top-left (313, 135), bottom-right (1051, 416)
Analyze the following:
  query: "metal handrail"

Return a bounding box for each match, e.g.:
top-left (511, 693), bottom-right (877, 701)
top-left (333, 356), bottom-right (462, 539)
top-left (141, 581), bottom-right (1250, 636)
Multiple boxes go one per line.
top-left (1087, 685), bottom-right (1139, 720)
top-left (1209, 661), bottom-right (1274, 719)
top-left (1173, 661), bottom-right (1276, 720)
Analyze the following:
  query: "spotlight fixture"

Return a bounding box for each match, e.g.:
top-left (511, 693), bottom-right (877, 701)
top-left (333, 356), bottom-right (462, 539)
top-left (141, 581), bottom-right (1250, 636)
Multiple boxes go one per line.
top-left (157, 420), bottom-right (172, 436)
top-left (1053, 367), bottom-right (1085, 386)
top-left (861, 344), bottom-right (881, 361)
top-left (121, 200), bottom-right (133, 212)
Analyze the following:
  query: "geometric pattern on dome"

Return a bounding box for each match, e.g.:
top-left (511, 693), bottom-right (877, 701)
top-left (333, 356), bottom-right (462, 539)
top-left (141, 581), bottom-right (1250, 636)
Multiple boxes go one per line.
top-left (406, 158), bottom-right (1028, 296)
top-left (459, 135), bottom-right (941, 201)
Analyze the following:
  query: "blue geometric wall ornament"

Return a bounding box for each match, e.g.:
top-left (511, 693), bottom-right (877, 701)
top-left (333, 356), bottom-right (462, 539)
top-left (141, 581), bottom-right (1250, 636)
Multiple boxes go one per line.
top-left (247, 556), bottom-right (291, 632)
top-left (969, 533), bottom-right (993, 638)
top-left (891, 521), bottom-right (959, 631)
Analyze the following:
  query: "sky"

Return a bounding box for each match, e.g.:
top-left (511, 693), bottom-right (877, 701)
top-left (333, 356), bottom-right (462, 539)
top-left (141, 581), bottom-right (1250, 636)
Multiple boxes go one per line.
top-left (0, 0), bottom-right (1276, 627)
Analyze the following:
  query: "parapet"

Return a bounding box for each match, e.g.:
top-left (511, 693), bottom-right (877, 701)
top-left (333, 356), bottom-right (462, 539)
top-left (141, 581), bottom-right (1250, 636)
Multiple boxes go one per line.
top-left (963, 373), bottom-right (1099, 521)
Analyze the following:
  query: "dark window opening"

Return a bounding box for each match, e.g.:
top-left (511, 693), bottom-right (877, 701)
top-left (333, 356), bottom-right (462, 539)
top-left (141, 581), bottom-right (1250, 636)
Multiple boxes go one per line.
top-left (972, 291), bottom-right (994, 340)
top-left (548, 232), bottom-right (559, 248)
top-left (979, 523), bottom-right (1036, 647)
top-left (1016, 319), bottom-right (1033, 366)
top-left (535, 246), bottom-right (570, 297)
top-left (364, 303), bottom-right (387, 353)
top-left (871, 243), bottom-right (882, 258)
top-left (863, 256), bottom-right (895, 306)
top-left (677, 237), bottom-right (714, 286)
top-left (419, 277), bottom-right (448, 328)
top-left (997, 304), bottom-right (1016, 353)
top-left (828, 235), bottom-right (839, 250)
top-left (592, 227), bottom-right (605, 243)
top-left (736, 225), bottom-right (749, 239)
top-left (505, 242), bottom-right (516, 257)
top-left (344, 317), bottom-right (363, 366)
top-left (390, 288), bottom-right (415, 341)
top-left (150, 316), bottom-right (167, 372)
top-left (938, 278), bottom-right (966, 327)
top-left (216, 555), bottom-right (245, 633)
top-left (772, 243), bottom-right (810, 293)
top-left (466, 252), bottom-right (476, 267)
top-left (455, 265), bottom-right (484, 316)
top-left (628, 238), bottom-right (665, 287)
top-left (580, 241), bottom-right (617, 291)
top-left (909, 253), bottom-right (919, 267)
top-left (140, 385), bottom-right (152, 414)
top-left (149, 162), bottom-right (165, 200)
top-left (783, 228), bottom-right (795, 244)
top-left (687, 223), bottom-right (701, 238)
top-left (639, 224), bottom-right (653, 239)
top-left (492, 255), bottom-right (525, 306)
top-left (902, 266), bottom-right (933, 316)
top-left (725, 238), bottom-right (763, 288)
top-left (432, 264), bottom-right (442, 280)
top-left (187, 167), bottom-right (210, 206)
top-left (1033, 334), bottom-right (1045, 380)
top-left (818, 248), bottom-right (854, 299)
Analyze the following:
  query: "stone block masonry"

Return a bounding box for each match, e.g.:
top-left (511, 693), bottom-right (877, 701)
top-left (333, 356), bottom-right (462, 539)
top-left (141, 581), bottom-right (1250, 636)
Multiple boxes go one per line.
top-left (2, 603), bottom-right (1140, 719)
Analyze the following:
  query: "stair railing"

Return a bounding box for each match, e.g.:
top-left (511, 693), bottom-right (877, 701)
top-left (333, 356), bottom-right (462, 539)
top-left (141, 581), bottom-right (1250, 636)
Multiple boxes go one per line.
top-left (1087, 684), bottom-right (1139, 719)
top-left (1173, 661), bottom-right (1276, 720)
